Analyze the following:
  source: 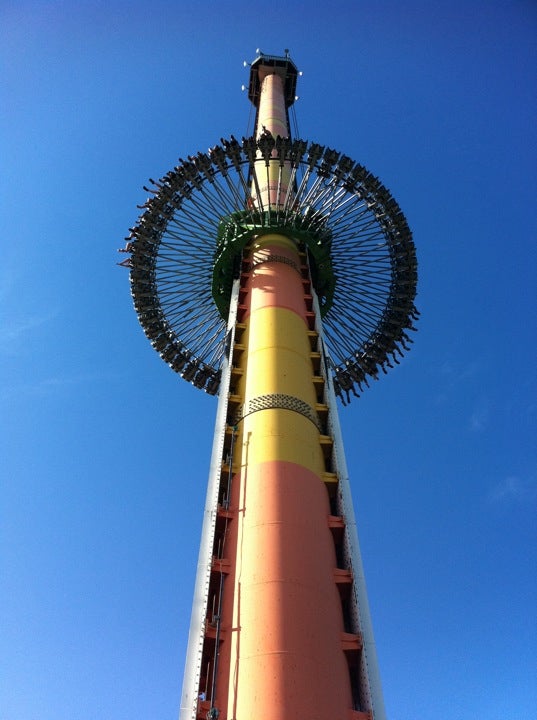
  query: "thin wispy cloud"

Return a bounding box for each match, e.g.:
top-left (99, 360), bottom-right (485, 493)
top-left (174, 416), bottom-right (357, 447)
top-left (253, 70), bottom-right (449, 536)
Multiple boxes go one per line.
top-left (0, 311), bottom-right (59, 356)
top-left (1, 371), bottom-right (117, 402)
top-left (469, 402), bottom-right (489, 432)
top-left (0, 259), bottom-right (60, 356)
top-left (439, 358), bottom-right (480, 383)
top-left (489, 475), bottom-right (537, 504)
top-left (434, 357), bottom-right (482, 406)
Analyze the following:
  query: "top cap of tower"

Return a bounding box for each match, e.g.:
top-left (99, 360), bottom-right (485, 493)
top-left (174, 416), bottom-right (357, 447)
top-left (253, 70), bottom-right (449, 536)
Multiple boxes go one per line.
top-left (248, 50), bottom-right (299, 108)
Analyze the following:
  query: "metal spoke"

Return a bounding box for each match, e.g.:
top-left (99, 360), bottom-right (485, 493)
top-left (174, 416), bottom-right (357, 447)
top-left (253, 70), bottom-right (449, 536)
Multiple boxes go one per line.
top-left (123, 134), bottom-right (418, 400)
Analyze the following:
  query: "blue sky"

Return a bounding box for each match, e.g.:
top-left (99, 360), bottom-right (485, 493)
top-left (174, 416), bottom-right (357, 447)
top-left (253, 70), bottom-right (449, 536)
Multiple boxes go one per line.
top-left (1, 2), bottom-right (536, 719)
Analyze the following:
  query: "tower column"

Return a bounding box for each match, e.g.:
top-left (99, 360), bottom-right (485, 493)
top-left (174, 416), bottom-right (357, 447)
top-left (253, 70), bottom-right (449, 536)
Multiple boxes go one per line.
top-left (257, 70), bottom-right (288, 138)
top-left (218, 234), bottom-right (354, 719)
top-left (253, 69), bottom-right (291, 208)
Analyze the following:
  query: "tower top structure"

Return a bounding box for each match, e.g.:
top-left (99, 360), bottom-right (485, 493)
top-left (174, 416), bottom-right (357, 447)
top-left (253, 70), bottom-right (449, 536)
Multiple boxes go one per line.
top-left (247, 50), bottom-right (299, 108)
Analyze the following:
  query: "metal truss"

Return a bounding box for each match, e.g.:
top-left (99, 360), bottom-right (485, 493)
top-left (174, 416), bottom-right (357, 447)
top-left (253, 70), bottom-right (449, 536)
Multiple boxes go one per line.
top-left (120, 132), bottom-right (418, 403)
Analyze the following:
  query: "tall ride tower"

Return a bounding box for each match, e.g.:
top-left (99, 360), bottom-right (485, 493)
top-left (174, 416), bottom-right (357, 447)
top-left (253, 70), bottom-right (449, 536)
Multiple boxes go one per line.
top-left (121, 51), bottom-right (418, 720)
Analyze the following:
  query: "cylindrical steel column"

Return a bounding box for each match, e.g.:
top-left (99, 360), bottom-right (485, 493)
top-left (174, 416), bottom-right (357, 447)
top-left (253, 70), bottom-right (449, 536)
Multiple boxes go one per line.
top-left (253, 70), bottom-right (291, 207)
top-left (219, 234), bottom-right (353, 719)
top-left (210, 63), bottom-right (357, 719)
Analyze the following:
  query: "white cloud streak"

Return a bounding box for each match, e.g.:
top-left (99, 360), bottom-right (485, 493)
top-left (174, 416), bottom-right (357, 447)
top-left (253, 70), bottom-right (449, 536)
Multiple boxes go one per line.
top-left (489, 475), bottom-right (537, 504)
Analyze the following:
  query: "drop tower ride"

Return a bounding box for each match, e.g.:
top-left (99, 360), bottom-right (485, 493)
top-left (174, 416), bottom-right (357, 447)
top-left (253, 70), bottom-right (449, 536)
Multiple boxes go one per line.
top-left (121, 51), bottom-right (418, 720)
